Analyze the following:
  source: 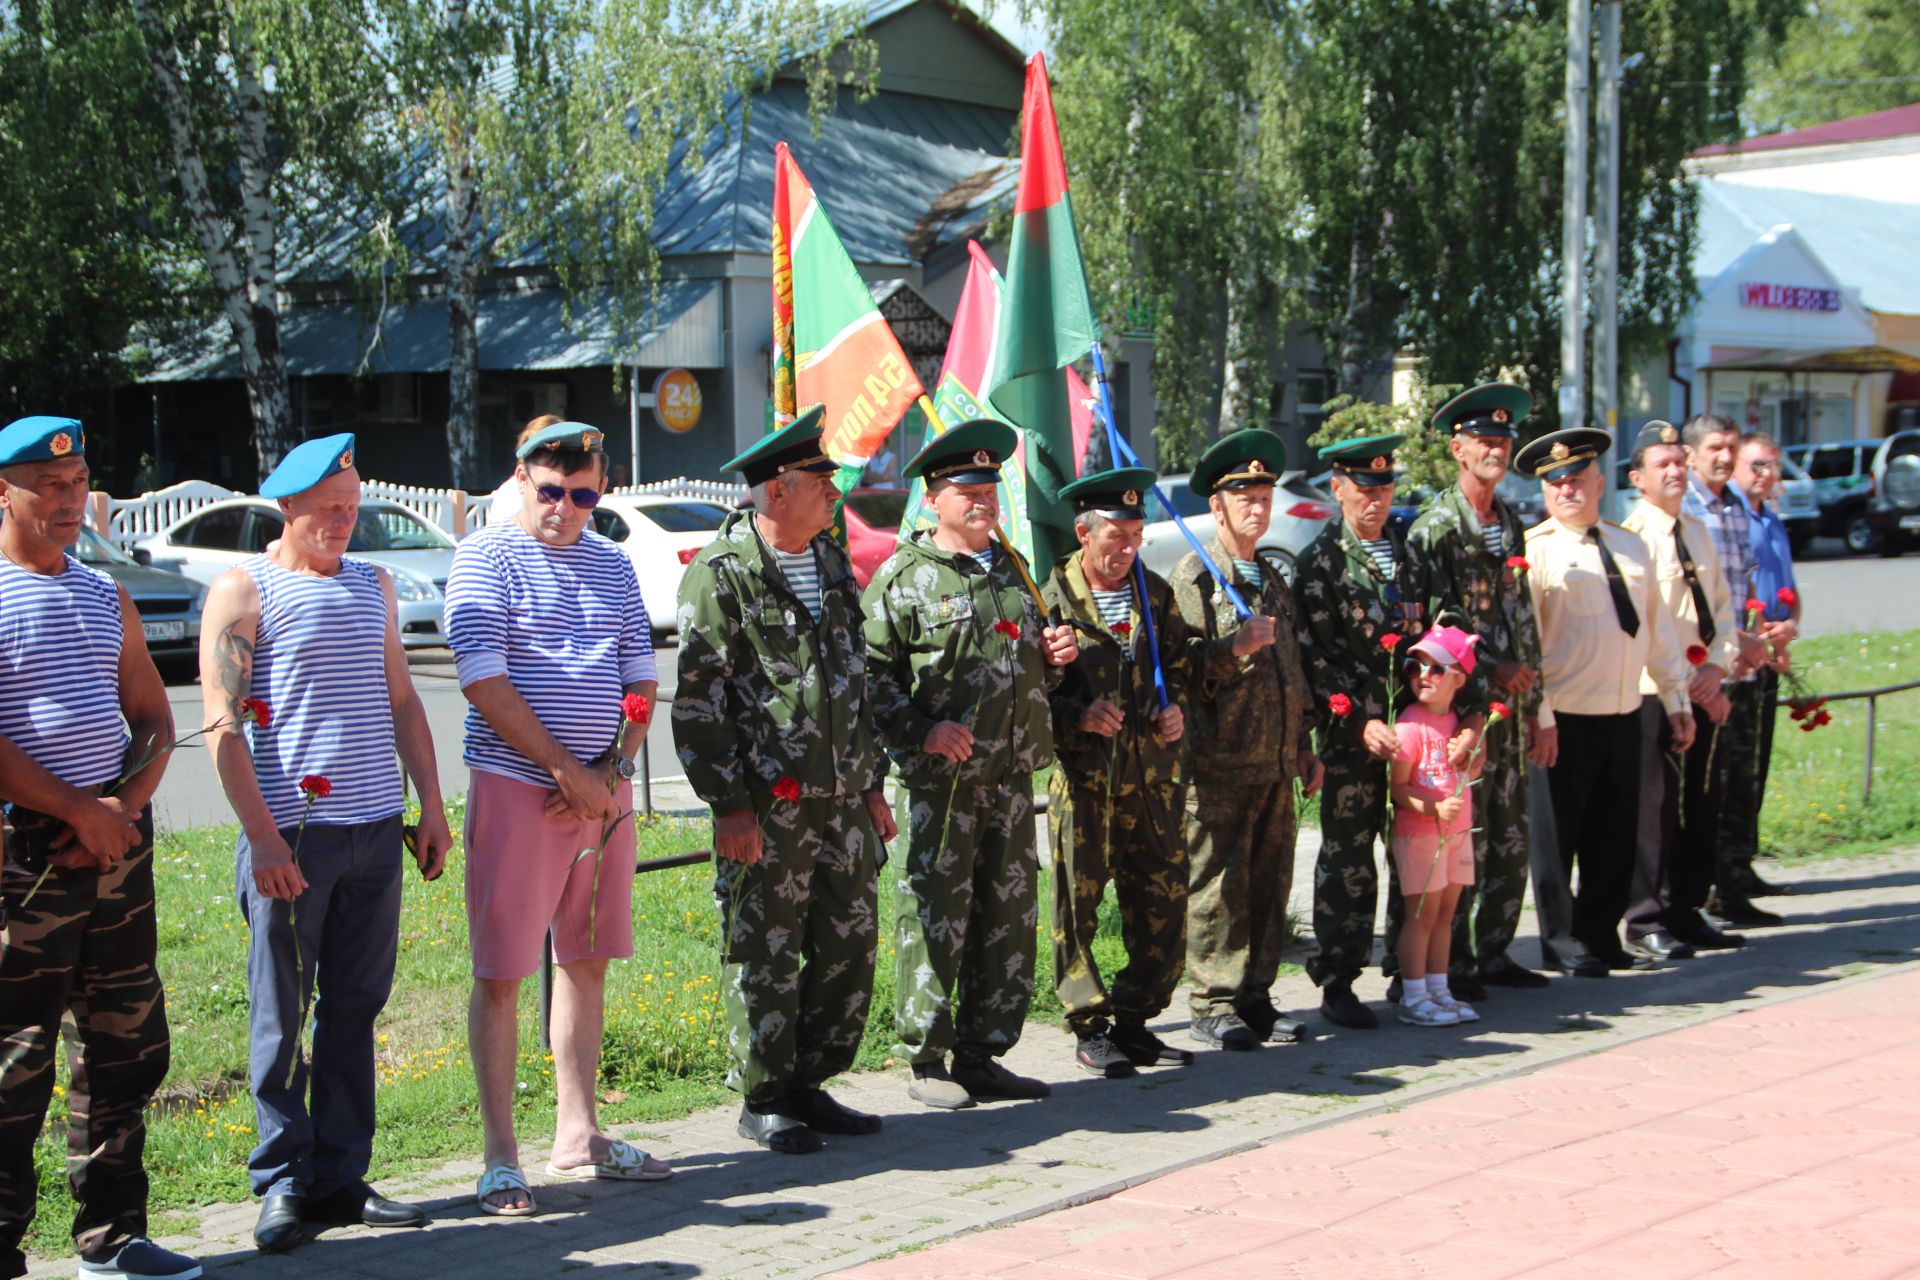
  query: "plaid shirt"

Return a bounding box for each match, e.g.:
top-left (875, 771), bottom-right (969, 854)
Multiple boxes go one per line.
top-left (1684, 472), bottom-right (1756, 609)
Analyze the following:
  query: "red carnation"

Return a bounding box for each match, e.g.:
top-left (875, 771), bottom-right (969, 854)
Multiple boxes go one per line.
top-left (993, 619), bottom-right (1022, 640)
top-left (1685, 644), bottom-right (1708, 667)
top-left (772, 776), bottom-right (801, 803)
top-left (621, 693), bottom-right (653, 725)
top-left (1776, 587), bottom-right (1799, 610)
top-left (1489, 701), bottom-right (1512, 721)
top-left (1112, 621), bottom-right (1132, 637)
top-left (299, 774), bottom-right (332, 800)
top-left (1328, 693), bottom-right (1354, 718)
top-left (1380, 633), bottom-right (1402, 653)
top-left (1506, 555), bottom-right (1530, 573)
top-left (240, 697), bottom-right (271, 729)
top-left (1746, 597), bottom-right (1765, 615)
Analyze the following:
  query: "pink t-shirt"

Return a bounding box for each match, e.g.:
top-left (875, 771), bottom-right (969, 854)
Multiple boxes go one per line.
top-left (1391, 704), bottom-right (1472, 838)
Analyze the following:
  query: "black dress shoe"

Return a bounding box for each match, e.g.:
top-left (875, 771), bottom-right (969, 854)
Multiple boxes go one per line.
top-left (1265, 1014), bottom-right (1309, 1044)
top-left (1448, 971), bottom-right (1488, 1002)
top-left (1708, 896), bottom-right (1784, 928)
top-left (1593, 942), bottom-right (1658, 972)
top-left (253, 1193), bottom-right (305, 1253)
top-left (1479, 958), bottom-right (1551, 988)
top-left (784, 1087), bottom-right (882, 1136)
top-left (1667, 912), bottom-right (1748, 950)
top-left (1319, 983), bottom-right (1378, 1029)
top-left (1544, 953), bottom-right (1611, 978)
top-left (1233, 999), bottom-right (1278, 1040)
top-left (1739, 872), bottom-right (1789, 896)
top-left (307, 1182), bottom-right (426, 1228)
top-left (1632, 930), bottom-right (1697, 961)
top-left (737, 1102), bottom-right (823, 1154)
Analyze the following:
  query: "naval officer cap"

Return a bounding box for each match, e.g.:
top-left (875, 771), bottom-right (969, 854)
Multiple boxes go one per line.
top-left (516, 420), bottom-right (607, 459)
top-left (1317, 433), bottom-right (1404, 488)
top-left (903, 419), bottom-right (1016, 486)
top-left (1432, 383), bottom-right (1531, 439)
top-left (1515, 426), bottom-right (1612, 482)
top-left (721, 405), bottom-right (838, 488)
top-left (0, 416), bottom-right (86, 468)
top-left (260, 432), bottom-right (357, 498)
top-left (1061, 466), bottom-right (1158, 521)
top-left (1190, 428), bottom-right (1287, 497)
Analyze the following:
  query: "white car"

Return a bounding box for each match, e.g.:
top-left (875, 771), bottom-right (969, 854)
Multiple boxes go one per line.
top-left (1138, 471), bottom-right (1336, 586)
top-left (132, 498), bottom-right (455, 648)
top-left (588, 495), bottom-right (734, 639)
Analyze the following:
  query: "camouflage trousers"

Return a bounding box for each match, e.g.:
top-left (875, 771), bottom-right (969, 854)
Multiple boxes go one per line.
top-left (0, 805), bottom-right (169, 1273)
top-left (1184, 777), bottom-right (1298, 1019)
top-left (1048, 773), bottom-right (1187, 1035)
top-left (893, 779), bottom-right (1038, 1065)
top-left (1305, 752), bottom-right (1388, 990)
top-left (714, 789), bottom-right (882, 1104)
top-left (1382, 716), bottom-right (1531, 977)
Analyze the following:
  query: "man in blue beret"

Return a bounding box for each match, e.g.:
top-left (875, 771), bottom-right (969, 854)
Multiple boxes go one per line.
top-left (197, 432), bottom-right (454, 1251)
top-left (0, 417), bottom-right (200, 1280)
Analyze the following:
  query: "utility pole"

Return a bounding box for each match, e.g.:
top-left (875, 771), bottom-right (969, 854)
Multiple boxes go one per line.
top-left (1595, 0), bottom-right (1621, 513)
top-left (1559, 0), bottom-right (1590, 434)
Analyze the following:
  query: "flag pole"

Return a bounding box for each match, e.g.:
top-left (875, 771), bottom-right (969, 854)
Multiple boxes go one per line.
top-left (1083, 343), bottom-right (1169, 711)
top-left (915, 393), bottom-right (1050, 618)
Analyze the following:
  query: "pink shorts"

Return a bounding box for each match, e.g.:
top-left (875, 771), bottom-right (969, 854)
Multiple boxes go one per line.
top-left (1391, 826), bottom-right (1475, 895)
top-left (465, 769), bottom-right (637, 980)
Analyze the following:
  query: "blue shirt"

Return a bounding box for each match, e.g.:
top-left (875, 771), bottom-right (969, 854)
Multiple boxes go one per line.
top-left (445, 520), bottom-right (656, 787)
top-left (1742, 488), bottom-right (1798, 624)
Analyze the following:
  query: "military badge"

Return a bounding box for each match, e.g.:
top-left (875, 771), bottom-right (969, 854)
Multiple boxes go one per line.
top-left (1248, 458), bottom-right (1268, 474)
top-left (49, 432), bottom-right (73, 457)
top-left (583, 431), bottom-right (604, 450)
top-left (1123, 489), bottom-right (1140, 506)
top-left (1550, 442), bottom-right (1569, 461)
top-left (338, 448), bottom-right (354, 469)
top-left (1370, 455), bottom-right (1388, 471)
top-left (974, 450), bottom-right (991, 466)
top-left (1660, 425), bottom-right (1678, 444)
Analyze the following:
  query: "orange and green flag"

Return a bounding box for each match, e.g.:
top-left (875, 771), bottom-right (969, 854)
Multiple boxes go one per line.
top-left (769, 141), bottom-right (923, 491)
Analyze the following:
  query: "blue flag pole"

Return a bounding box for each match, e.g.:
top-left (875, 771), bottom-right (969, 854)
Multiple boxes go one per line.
top-left (1084, 344), bottom-right (1254, 623)
top-left (1084, 341), bottom-right (1170, 710)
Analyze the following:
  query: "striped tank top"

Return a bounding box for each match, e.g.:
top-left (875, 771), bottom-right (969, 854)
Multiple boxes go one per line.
top-left (241, 556), bottom-right (402, 828)
top-left (0, 552), bottom-right (128, 788)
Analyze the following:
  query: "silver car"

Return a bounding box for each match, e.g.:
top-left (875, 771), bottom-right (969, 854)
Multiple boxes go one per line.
top-left (1138, 471), bottom-right (1336, 586)
top-left (132, 498), bottom-right (454, 648)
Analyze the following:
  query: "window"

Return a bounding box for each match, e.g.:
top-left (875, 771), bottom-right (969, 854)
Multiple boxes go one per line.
top-left (242, 510), bottom-right (285, 553)
top-left (592, 509), bottom-right (632, 542)
top-left (350, 508), bottom-right (453, 552)
top-left (180, 507), bottom-right (247, 550)
top-left (632, 502), bottom-right (729, 533)
top-left (1805, 446), bottom-right (1859, 482)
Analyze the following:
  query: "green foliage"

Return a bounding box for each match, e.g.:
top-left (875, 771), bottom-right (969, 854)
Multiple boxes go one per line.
top-left (1744, 0), bottom-right (1920, 132)
top-left (1309, 383), bottom-right (1461, 493)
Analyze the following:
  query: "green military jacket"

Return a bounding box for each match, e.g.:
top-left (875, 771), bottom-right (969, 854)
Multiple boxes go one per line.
top-left (861, 531), bottom-right (1058, 790)
top-left (1403, 483), bottom-right (1544, 721)
top-left (1169, 538), bottom-right (1311, 786)
top-left (671, 509), bottom-right (883, 814)
top-left (1043, 550), bottom-right (1193, 791)
top-left (1292, 519), bottom-right (1422, 756)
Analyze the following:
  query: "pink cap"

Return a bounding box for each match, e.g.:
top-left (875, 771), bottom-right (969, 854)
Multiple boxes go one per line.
top-left (1409, 624), bottom-right (1479, 676)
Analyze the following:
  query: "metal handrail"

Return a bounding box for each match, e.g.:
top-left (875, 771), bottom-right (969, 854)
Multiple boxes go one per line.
top-left (1809, 677), bottom-right (1920, 805)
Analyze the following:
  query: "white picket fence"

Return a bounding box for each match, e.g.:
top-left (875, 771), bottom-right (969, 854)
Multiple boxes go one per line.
top-left (91, 475), bottom-right (749, 546)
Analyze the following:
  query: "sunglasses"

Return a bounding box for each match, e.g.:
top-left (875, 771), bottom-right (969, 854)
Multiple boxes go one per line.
top-left (533, 483), bottom-right (602, 510)
top-left (1403, 654), bottom-right (1451, 676)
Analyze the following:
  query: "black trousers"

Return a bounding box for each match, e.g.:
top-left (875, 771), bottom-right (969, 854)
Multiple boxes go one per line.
top-left (1546, 711), bottom-right (1642, 954)
top-left (1714, 672), bottom-right (1775, 886)
top-left (1627, 696), bottom-right (1722, 936)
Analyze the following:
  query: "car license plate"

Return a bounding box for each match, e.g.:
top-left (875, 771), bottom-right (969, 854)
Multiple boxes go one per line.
top-left (143, 621), bottom-right (187, 642)
top-left (1898, 515), bottom-right (1920, 530)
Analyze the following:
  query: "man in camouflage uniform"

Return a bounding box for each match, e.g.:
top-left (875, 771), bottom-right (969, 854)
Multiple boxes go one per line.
top-left (1295, 434), bottom-right (1468, 1030)
top-left (673, 409), bottom-right (896, 1156)
top-left (0, 417), bottom-right (200, 1280)
top-left (1170, 430), bottom-right (1321, 1051)
top-left (1399, 384), bottom-right (1547, 992)
top-left (863, 421), bottom-right (1078, 1109)
top-left (1044, 468), bottom-right (1195, 1078)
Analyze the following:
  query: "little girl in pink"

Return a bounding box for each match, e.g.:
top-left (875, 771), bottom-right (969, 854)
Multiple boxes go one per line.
top-left (1389, 624), bottom-right (1484, 1027)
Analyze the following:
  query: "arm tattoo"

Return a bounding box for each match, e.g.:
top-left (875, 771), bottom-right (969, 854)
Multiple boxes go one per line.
top-left (214, 622), bottom-right (255, 712)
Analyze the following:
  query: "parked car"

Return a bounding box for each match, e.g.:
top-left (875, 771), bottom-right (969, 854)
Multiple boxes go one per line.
top-left (1139, 471), bottom-right (1335, 585)
top-left (1773, 453), bottom-right (1820, 553)
top-left (1786, 439), bottom-right (1886, 554)
top-left (0, 517), bottom-right (207, 672)
top-left (843, 487), bottom-right (909, 588)
top-left (1498, 471), bottom-right (1546, 530)
top-left (132, 498), bottom-right (454, 648)
top-left (588, 494), bottom-right (733, 636)
top-left (1864, 429), bottom-right (1920, 556)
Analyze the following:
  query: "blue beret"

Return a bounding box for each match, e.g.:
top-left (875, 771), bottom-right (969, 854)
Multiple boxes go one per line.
top-left (260, 433), bottom-right (357, 498)
top-left (0, 416), bottom-right (86, 468)
top-left (517, 421), bottom-right (607, 459)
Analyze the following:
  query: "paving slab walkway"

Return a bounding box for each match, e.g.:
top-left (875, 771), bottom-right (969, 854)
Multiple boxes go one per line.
top-left (23, 848), bottom-right (1920, 1279)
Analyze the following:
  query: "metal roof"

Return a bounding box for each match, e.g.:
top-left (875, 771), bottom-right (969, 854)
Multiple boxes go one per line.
top-left (1694, 102), bottom-right (1920, 158)
top-left (1696, 181), bottom-right (1920, 316)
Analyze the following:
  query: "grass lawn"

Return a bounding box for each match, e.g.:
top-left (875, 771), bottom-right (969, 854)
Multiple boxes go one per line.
top-left (20, 626), bottom-right (1916, 1255)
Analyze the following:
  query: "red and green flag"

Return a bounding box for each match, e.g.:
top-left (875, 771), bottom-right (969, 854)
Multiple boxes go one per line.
top-left (984, 52), bottom-right (1099, 573)
top-left (770, 141), bottom-right (924, 491)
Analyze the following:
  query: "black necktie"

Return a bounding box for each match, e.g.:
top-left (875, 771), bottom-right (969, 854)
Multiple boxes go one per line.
top-left (1672, 524), bottom-right (1716, 645)
top-left (1588, 526), bottom-right (1639, 637)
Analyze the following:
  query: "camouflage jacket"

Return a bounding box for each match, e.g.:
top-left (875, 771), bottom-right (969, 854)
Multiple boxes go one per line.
top-left (1169, 538), bottom-right (1311, 785)
top-left (861, 531), bottom-right (1058, 790)
top-left (1403, 484), bottom-right (1544, 721)
top-left (671, 509), bottom-right (883, 813)
top-left (1043, 551), bottom-right (1193, 791)
top-left (1292, 519), bottom-right (1422, 756)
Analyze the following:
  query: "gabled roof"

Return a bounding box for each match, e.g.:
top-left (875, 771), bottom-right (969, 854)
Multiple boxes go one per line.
top-left (1694, 101), bottom-right (1920, 158)
top-left (1696, 181), bottom-right (1920, 316)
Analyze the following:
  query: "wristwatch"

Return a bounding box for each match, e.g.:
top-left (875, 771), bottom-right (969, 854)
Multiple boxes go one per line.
top-left (611, 756), bottom-right (638, 781)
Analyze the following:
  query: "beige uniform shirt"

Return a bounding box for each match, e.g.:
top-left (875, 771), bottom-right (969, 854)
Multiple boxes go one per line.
top-left (1621, 500), bottom-right (1740, 695)
top-left (1524, 517), bottom-right (1689, 727)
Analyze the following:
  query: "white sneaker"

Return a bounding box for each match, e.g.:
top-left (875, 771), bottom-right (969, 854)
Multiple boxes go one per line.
top-left (1397, 997), bottom-right (1460, 1027)
top-left (1435, 994), bottom-right (1480, 1023)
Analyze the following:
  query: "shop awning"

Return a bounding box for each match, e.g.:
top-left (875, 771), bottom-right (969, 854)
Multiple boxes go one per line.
top-left (1701, 345), bottom-right (1920, 376)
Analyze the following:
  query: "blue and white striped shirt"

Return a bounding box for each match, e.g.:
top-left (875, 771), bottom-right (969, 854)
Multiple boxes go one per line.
top-left (0, 553), bottom-right (127, 788)
top-left (242, 556), bottom-right (402, 828)
top-left (446, 520), bottom-right (656, 787)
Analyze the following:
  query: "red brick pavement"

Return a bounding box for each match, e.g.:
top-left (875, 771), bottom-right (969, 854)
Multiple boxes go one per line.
top-left (839, 967), bottom-right (1920, 1279)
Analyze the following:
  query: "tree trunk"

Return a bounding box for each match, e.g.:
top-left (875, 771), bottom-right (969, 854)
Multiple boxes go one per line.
top-left (130, 0), bottom-right (293, 478)
top-left (441, 0), bottom-right (484, 489)
top-left (230, 26), bottom-right (295, 470)
top-left (1336, 212), bottom-right (1376, 401)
